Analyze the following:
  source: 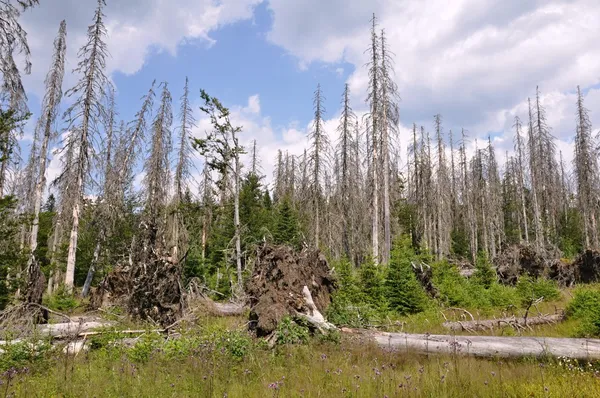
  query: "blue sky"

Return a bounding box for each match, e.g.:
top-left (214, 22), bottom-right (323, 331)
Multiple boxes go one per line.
top-left (15, 0), bottom-right (600, 187)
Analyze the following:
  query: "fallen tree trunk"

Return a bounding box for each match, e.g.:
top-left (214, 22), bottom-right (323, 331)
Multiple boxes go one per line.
top-left (35, 321), bottom-right (112, 338)
top-left (356, 330), bottom-right (600, 360)
top-left (212, 302), bottom-right (246, 316)
top-left (442, 314), bottom-right (564, 332)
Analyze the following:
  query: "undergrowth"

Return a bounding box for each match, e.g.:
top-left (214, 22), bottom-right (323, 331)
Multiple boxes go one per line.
top-left (2, 324), bottom-right (600, 397)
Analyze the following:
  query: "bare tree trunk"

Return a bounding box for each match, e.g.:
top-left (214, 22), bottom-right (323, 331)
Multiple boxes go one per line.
top-left (65, 165), bottom-right (84, 293)
top-left (234, 153), bottom-right (242, 289)
top-left (81, 234), bottom-right (102, 297)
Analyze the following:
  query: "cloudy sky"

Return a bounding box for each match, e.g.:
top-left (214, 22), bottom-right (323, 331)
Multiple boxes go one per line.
top-left (17, 0), bottom-right (600, 189)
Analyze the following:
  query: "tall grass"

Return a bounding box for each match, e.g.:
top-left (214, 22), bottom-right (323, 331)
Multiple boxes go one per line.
top-left (2, 325), bottom-right (600, 397)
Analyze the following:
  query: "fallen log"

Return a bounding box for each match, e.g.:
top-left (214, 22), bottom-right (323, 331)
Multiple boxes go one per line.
top-left (212, 302), bottom-right (246, 316)
top-left (34, 321), bottom-right (112, 338)
top-left (361, 330), bottom-right (600, 360)
top-left (442, 314), bottom-right (564, 332)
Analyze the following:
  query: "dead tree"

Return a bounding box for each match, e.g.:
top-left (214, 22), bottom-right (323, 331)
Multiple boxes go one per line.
top-left (365, 14), bottom-right (380, 264)
top-left (574, 86), bottom-right (599, 249)
top-left (308, 84), bottom-right (329, 250)
top-left (24, 20), bottom-right (67, 304)
top-left (379, 29), bottom-right (400, 265)
top-left (527, 98), bottom-right (543, 249)
top-left (0, 0), bottom-right (39, 195)
top-left (335, 83), bottom-right (356, 260)
top-left (62, 0), bottom-right (110, 293)
top-left (170, 77), bottom-right (195, 262)
top-left (81, 85), bottom-right (118, 298)
top-left (513, 116), bottom-right (529, 244)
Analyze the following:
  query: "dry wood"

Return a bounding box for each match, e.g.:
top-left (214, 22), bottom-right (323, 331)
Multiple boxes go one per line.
top-left (360, 330), bottom-right (600, 360)
top-left (442, 314), bottom-right (563, 332)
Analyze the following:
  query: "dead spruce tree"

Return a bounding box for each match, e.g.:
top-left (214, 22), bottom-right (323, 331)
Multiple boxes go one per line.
top-left (308, 84), bottom-right (328, 249)
top-left (141, 82), bottom-right (172, 261)
top-left (365, 14), bottom-right (380, 264)
top-left (379, 28), bottom-right (399, 265)
top-left (574, 86), bottom-right (599, 249)
top-left (0, 0), bottom-right (39, 195)
top-left (24, 20), bottom-right (67, 304)
top-left (61, 0), bottom-right (109, 293)
top-left (81, 85), bottom-right (117, 298)
top-left (433, 115), bottom-right (451, 259)
top-left (335, 83), bottom-right (356, 260)
top-left (195, 90), bottom-right (244, 290)
top-left (527, 98), bottom-right (543, 249)
top-left (513, 116), bottom-right (530, 244)
top-left (170, 77), bottom-right (195, 263)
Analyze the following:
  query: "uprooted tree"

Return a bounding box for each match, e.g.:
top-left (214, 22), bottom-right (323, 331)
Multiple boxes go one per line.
top-left (246, 244), bottom-right (337, 337)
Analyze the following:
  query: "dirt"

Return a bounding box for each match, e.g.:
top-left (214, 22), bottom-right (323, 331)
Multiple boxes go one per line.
top-left (494, 244), bottom-right (561, 285)
top-left (91, 256), bottom-right (183, 327)
top-left (571, 250), bottom-right (600, 284)
top-left (246, 244), bottom-right (336, 337)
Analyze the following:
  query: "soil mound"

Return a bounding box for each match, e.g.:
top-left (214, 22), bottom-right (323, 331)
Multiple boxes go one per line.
top-left (571, 250), bottom-right (600, 284)
top-left (494, 244), bottom-right (561, 285)
top-left (246, 245), bottom-right (336, 337)
top-left (91, 256), bottom-right (183, 327)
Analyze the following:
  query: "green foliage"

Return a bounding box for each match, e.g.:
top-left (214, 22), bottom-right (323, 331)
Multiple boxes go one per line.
top-left (450, 227), bottom-right (470, 258)
top-left (432, 260), bottom-right (521, 310)
top-left (273, 196), bottom-right (301, 248)
top-left (326, 300), bottom-right (378, 328)
top-left (204, 325), bottom-right (253, 359)
top-left (557, 208), bottom-right (584, 259)
top-left (358, 257), bottom-right (386, 309)
top-left (240, 173), bottom-right (272, 248)
top-left (566, 288), bottom-right (600, 337)
top-left (0, 339), bottom-right (52, 372)
top-left (44, 287), bottom-right (79, 312)
top-left (515, 276), bottom-right (561, 306)
top-left (274, 316), bottom-right (310, 345)
top-left (0, 196), bottom-right (25, 310)
top-left (472, 253), bottom-right (496, 289)
top-left (128, 334), bottom-right (162, 364)
top-left (385, 236), bottom-right (430, 315)
top-left (317, 328), bottom-right (341, 344)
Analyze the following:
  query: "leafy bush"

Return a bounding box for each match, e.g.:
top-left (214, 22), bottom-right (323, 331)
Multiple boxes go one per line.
top-left (274, 317), bottom-right (310, 345)
top-left (566, 288), bottom-right (600, 337)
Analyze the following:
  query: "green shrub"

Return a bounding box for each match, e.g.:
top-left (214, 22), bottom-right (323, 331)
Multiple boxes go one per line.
top-left (358, 258), bottom-right (386, 309)
top-left (472, 253), bottom-right (496, 288)
top-left (127, 334), bottom-right (162, 364)
top-left (317, 329), bottom-right (341, 344)
top-left (487, 283), bottom-right (520, 308)
top-left (326, 300), bottom-right (378, 328)
top-left (44, 287), bottom-right (79, 312)
top-left (566, 288), bottom-right (600, 337)
top-left (516, 276), bottom-right (560, 306)
top-left (274, 317), bottom-right (310, 345)
top-left (202, 325), bottom-right (253, 359)
top-left (385, 237), bottom-right (430, 315)
top-left (0, 339), bottom-right (52, 372)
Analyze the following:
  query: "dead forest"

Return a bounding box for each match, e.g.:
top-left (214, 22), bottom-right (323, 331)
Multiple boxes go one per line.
top-left (3, 0), bottom-right (600, 369)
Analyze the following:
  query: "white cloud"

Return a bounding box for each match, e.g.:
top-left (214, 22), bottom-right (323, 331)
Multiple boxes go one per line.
top-left (267, 0), bottom-right (600, 138)
top-left (20, 0), bottom-right (264, 98)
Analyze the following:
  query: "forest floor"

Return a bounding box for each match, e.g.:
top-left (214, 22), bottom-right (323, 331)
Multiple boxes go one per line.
top-left (1, 288), bottom-right (600, 398)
